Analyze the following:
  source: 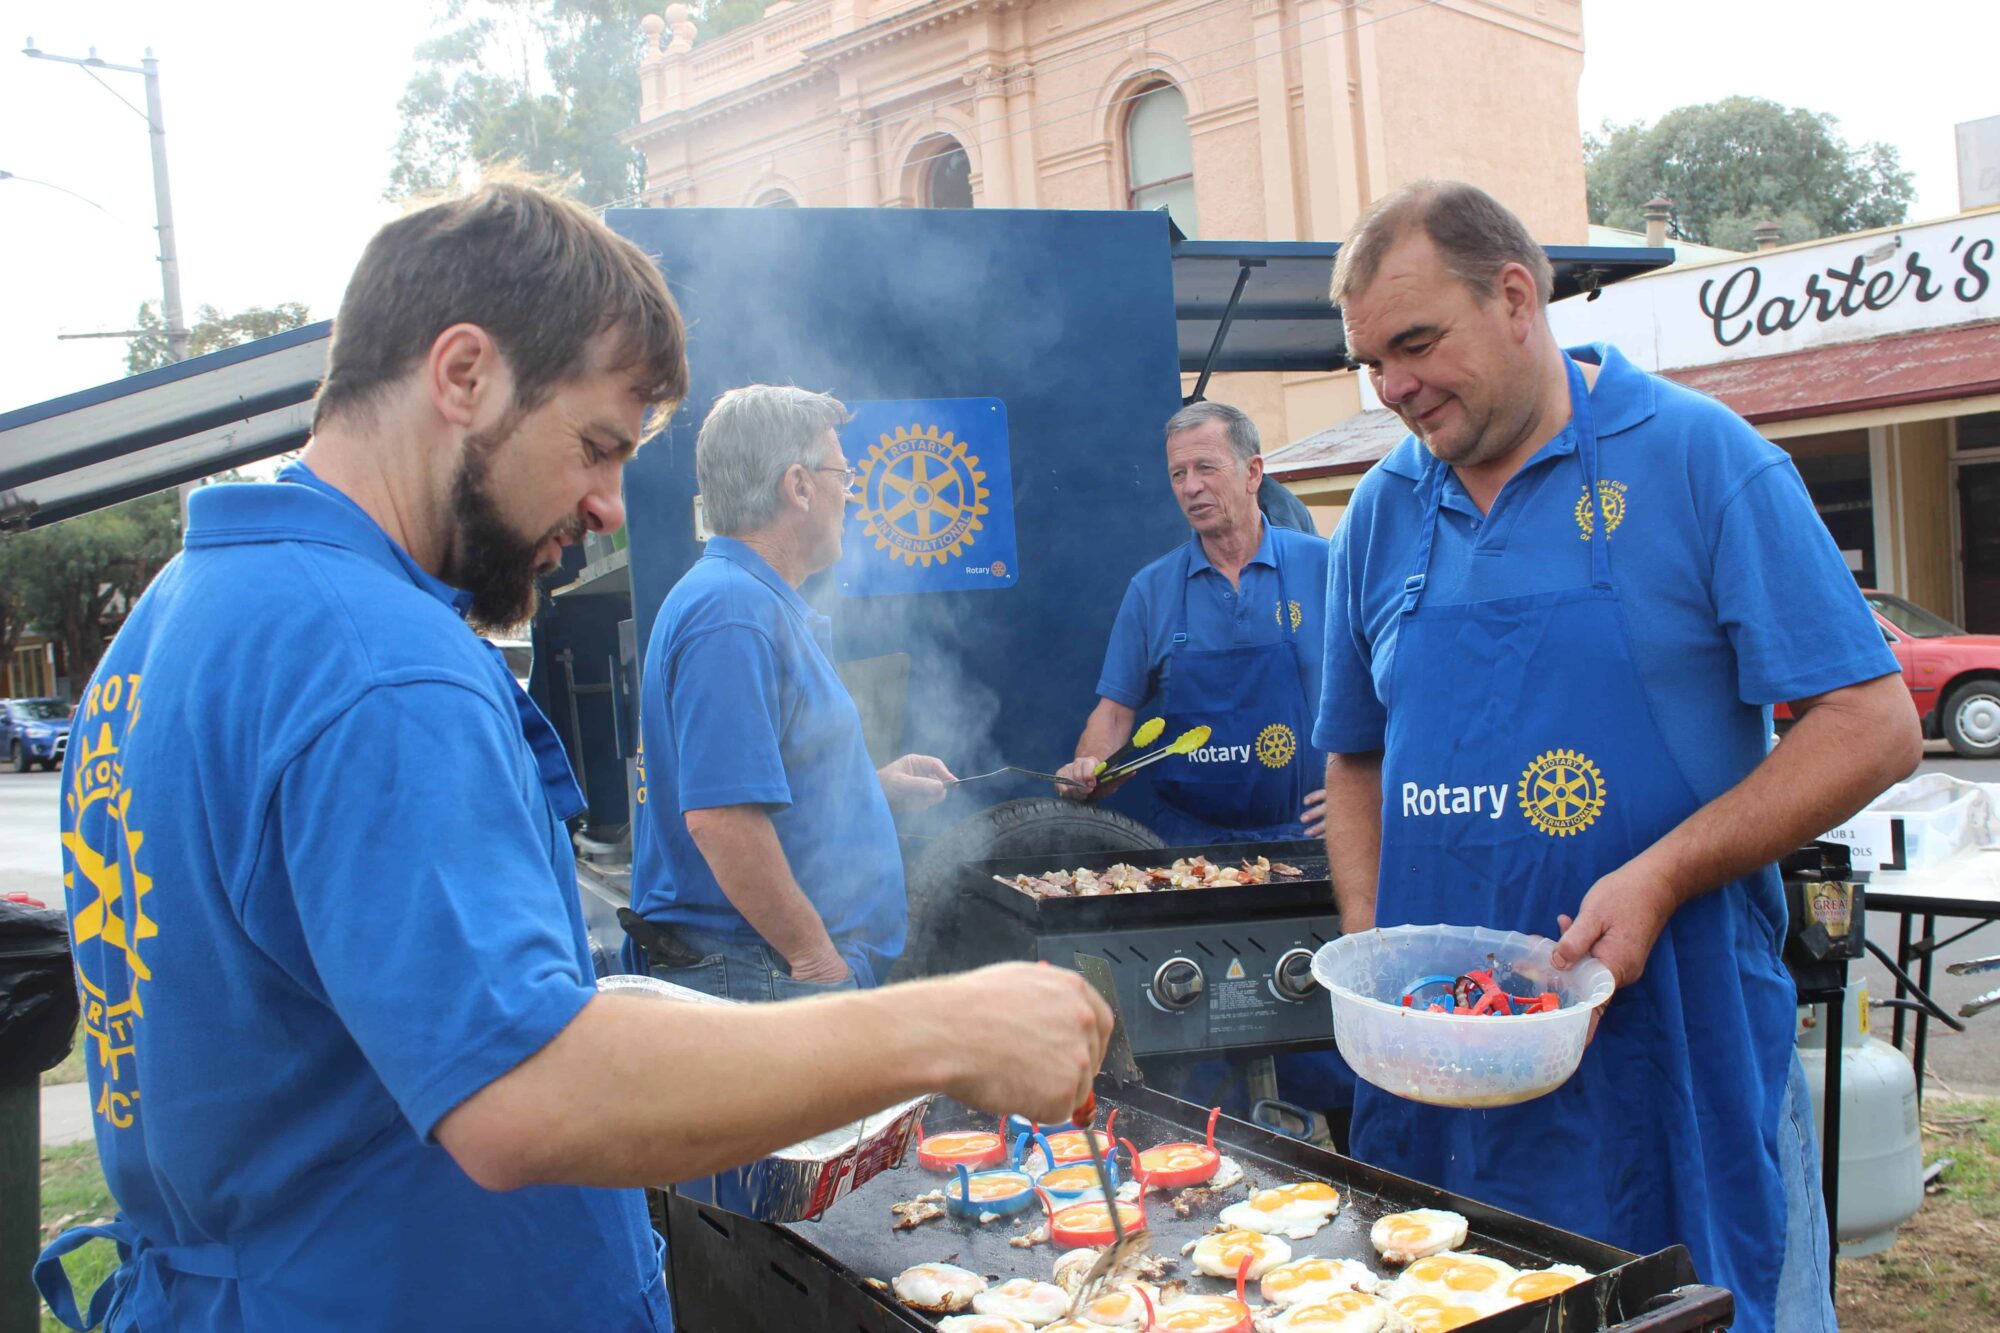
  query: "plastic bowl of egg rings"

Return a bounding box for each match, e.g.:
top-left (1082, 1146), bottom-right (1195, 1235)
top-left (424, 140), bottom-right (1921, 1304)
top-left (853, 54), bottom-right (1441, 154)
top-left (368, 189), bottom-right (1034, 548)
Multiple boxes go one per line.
top-left (1310, 925), bottom-right (1614, 1108)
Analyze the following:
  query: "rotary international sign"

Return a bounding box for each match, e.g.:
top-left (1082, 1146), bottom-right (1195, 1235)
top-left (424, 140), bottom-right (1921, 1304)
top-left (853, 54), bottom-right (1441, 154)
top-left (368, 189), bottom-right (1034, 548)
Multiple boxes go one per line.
top-left (836, 397), bottom-right (1019, 597)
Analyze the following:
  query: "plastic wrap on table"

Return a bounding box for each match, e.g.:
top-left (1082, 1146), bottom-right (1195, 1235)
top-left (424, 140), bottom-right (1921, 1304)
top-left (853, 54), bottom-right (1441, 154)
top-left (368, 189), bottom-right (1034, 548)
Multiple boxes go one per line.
top-left (0, 899), bottom-right (78, 1080)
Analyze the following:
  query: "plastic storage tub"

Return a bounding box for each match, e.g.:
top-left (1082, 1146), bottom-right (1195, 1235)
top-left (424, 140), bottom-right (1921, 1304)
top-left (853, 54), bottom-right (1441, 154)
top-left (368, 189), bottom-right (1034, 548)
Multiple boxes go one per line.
top-left (1311, 925), bottom-right (1615, 1108)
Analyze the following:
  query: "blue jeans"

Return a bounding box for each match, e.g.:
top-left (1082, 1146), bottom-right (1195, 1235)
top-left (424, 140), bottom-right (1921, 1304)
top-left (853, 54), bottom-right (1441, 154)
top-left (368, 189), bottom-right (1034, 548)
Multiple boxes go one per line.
top-left (641, 922), bottom-right (870, 1000)
top-left (1774, 1051), bottom-right (1838, 1333)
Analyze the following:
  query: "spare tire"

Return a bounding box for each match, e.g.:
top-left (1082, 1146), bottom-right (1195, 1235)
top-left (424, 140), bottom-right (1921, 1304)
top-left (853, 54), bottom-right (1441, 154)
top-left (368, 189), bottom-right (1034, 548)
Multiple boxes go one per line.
top-left (895, 798), bottom-right (1164, 981)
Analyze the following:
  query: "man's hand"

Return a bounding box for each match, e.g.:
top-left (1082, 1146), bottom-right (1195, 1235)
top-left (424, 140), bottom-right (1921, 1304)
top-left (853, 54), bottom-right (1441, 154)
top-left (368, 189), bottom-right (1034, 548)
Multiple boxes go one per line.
top-left (924, 963), bottom-right (1114, 1124)
top-left (1054, 756), bottom-right (1102, 802)
top-left (1301, 787), bottom-right (1328, 840)
top-left (1551, 861), bottom-right (1679, 991)
top-left (878, 754), bottom-right (957, 814)
top-left (786, 944), bottom-right (852, 984)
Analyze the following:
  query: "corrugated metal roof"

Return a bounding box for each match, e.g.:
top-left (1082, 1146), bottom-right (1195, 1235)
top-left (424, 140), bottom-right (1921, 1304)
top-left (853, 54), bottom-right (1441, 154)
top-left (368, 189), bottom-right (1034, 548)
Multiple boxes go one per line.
top-left (1666, 318), bottom-right (2000, 423)
top-left (1266, 408), bottom-right (1407, 480)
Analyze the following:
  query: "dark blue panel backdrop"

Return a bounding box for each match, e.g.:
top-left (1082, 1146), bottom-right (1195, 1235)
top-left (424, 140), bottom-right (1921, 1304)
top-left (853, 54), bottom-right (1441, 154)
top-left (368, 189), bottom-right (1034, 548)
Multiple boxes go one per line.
top-left (609, 207), bottom-right (1188, 825)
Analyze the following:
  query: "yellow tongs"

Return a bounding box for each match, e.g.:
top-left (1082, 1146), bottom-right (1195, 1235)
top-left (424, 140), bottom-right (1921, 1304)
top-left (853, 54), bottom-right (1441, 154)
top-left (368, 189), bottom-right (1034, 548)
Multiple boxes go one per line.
top-left (1093, 725), bottom-right (1211, 783)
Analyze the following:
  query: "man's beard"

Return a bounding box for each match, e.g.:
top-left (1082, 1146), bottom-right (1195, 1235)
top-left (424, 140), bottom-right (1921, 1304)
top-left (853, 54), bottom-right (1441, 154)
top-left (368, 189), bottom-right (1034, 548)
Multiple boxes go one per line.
top-left (447, 426), bottom-right (584, 634)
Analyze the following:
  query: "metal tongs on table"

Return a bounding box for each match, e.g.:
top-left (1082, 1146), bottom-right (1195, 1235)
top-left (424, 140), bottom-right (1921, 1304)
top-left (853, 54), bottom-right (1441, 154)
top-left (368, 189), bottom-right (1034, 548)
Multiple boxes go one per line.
top-left (1068, 952), bottom-right (1150, 1315)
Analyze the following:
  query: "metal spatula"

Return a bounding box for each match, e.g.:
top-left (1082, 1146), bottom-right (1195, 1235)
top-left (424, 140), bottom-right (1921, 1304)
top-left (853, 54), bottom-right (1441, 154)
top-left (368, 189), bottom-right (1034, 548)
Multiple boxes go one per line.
top-left (1068, 953), bottom-right (1149, 1314)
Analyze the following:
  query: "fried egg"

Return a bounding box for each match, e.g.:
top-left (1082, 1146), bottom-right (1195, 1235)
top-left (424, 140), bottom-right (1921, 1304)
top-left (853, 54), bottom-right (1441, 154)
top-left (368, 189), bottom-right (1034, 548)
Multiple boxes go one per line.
top-left (1390, 1292), bottom-right (1487, 1333)
top-left (893, 1262), bottom-right (987, 1314)
top-left (1074, 1282), bottom-right (1151, 1328)
top-left (1369, 1209), bottom-right (1468, 1265)
top-left (1190, 1227), bottom-right (1292, 1279)
top-left (938, 1318), bottom-right (1036, 1333)
top-left (1217, 1181), bottom-right (1342, 1239)
top-left (1052, 1247), bottom-right (1101, 1293)
top-left (920, 1130), bottom-right (1007, 1172)
top-left (1040, 1323), bottom-right (1106, 1333)
top-left (1388, 1253), bottom-right (1517, 1312)
top-left (1264, 1291), bottom-right (1403, 1333)
top-left (1505, 1264), bottom-right (1591, 1304)
top-left (971, 1279), bottom-right (1072, 1327)
top-left (1151, 1293), bottom-right (1253, 1333)
top-left (1038, 1162), bottom-right (1113, 1198)
top-left (1259, 1256), bottom-right (1380, 1306)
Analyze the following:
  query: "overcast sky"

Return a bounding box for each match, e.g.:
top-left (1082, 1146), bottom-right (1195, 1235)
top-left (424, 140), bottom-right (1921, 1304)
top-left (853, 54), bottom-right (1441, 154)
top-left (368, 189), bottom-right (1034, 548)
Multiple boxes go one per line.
top-left (1, 0), bottom-right (1993, 415)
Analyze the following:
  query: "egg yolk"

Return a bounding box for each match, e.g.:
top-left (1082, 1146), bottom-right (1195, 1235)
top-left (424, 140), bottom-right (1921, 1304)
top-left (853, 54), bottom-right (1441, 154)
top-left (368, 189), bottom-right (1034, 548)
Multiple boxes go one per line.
top-left (928, 1132), bottom-right (999, 1155)
top-left (1085, 1289), bottom-right (1143, 1320)
top-left (1055, 1200), bottom-right (1141, 1232)
top-left (1284, 1292), bottom-right (1380, 1327)
top-left (1382, 1215), bottom-right (1444, 1247)
top-left (1509, 1270), bottom-right (1584, 1302)
top-left (1038, 1165), bottom-right (1100, 1192)
top-left (1204, 1229), bottom-right (1277, 1266)
top-left (1156, 1296), bottom-right (1252, 1332)
top-left (1141, 1144), bottom-right (1218, 1173)
top-left (1250, 1182), bottom-right (1340, 1212)
top-left (1395, 1294), bottom-right (1484, 1332)
top-left (1264, 1258), bottom-right (1340, 1293)
top-left (967, 1173), bottom-right (1031, 1201)
top-left (1044, 1131), bottom-right (1098, 1162)
top-left (1404, 1256), bottom-right (1505, 1293)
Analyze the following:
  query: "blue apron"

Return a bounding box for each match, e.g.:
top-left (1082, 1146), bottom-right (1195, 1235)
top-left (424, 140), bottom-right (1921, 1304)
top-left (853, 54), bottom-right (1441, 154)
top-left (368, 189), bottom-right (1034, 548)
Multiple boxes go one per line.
top-left (1148, 534), bottom-right (1322, 845)
top-left (1349, 357), bottom-right (1795, 1332)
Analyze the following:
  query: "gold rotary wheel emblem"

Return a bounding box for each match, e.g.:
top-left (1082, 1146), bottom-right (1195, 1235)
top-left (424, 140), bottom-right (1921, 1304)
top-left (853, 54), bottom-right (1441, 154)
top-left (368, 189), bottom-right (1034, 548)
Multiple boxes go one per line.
top-left (1274, 599), bottom-right (1303, 631)
top-left (1575, 480), bottom-right (1629, 539)
top-left (1255, 722), bottom-right (1298, 770)
top-left (1518, 748), bottom-right (1607, 837)
top-left (856, 424), bottom-right (991, 568)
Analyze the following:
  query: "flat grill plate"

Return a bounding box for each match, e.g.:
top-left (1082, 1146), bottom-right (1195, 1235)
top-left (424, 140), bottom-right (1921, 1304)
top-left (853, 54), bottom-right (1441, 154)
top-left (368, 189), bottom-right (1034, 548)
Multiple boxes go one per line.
top-left (965, 840), bottom-right (1334, 931)
top-left (780, 1081), bottom-right (1704, 1330)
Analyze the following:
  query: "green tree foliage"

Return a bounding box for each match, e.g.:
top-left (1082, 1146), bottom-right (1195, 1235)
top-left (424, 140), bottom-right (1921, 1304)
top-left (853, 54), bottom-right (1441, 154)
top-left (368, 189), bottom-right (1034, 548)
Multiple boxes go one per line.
top-left (0, 492), bottom-right (180, 701)
top-left (388, 0), bottom-right (757, 207)
top-left (126, 300), bottom-right (314, 374)
top-left (1586, 97), bottom-right (1915, 252)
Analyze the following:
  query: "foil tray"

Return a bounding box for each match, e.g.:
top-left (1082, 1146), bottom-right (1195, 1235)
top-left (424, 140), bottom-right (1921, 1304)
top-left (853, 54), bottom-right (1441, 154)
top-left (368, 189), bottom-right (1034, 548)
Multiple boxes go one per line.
top-left (597, 973), bottom-right (932, 1223)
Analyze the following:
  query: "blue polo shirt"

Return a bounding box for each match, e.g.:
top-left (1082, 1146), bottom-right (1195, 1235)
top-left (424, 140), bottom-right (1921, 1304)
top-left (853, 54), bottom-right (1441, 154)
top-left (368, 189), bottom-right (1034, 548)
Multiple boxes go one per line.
top-left (1315, 344), bottom-right (1897, 803)
top-left (631, 537), bottom-right (904, 985)
top-left (1096, 521), bottom-right (1330, 711)
top-left (48, 465), bottom-right (668, 1331)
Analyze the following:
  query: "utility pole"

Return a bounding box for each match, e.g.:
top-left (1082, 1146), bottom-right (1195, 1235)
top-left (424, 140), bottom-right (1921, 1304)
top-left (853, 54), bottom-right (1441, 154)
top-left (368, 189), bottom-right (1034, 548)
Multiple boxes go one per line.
top-left (23, 39), bottom-right (190, 364)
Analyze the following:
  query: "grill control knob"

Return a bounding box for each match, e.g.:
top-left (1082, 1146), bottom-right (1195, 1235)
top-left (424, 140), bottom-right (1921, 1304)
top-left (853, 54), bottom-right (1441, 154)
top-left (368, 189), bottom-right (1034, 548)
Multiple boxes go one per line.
top-left (1273, 948), bottom-right (1319, 1002)
top-left (1152, 958), bottom-right (1206, 1010)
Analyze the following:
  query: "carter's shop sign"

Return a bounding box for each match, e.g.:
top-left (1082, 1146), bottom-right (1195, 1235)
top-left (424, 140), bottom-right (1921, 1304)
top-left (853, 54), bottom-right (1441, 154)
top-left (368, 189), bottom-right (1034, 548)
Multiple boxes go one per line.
top-left (1548, 211), bottom-right (2000, 372)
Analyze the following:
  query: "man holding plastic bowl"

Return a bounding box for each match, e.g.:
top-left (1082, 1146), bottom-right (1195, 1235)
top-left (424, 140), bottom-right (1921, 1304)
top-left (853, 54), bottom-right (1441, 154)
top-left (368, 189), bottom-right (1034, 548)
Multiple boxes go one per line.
top-left (1315, 180), bottom-right (1920, 1333)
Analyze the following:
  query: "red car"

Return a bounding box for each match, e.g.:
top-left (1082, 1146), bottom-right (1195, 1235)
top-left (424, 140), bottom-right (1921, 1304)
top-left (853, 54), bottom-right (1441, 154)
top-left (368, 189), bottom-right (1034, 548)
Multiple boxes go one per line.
top-left (1775, 591), bottom-right (2000, 758)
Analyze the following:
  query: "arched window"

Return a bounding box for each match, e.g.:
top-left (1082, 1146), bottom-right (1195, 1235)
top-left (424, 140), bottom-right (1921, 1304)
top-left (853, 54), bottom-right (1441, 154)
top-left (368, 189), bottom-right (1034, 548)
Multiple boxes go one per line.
top-left (920, 138), bottom-right (974, 209)
top-left (1125, 82), bottom-right (1197, 237)
top-left (755, 189), bottom-right (800, 208)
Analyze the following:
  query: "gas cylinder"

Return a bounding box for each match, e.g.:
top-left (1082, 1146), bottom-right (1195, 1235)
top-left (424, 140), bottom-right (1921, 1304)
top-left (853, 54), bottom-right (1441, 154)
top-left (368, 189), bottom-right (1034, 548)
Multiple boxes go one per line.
top-left (1796, 979), bottom-right (1923, 1257)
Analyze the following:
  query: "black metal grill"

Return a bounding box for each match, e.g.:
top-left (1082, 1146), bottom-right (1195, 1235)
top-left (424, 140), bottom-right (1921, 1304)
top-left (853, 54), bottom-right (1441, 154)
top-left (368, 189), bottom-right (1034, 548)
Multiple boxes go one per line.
top-left (938, 840), bottom-right (1341, 1057)
top-left (662, 1082), bottom-right (1731, 1333)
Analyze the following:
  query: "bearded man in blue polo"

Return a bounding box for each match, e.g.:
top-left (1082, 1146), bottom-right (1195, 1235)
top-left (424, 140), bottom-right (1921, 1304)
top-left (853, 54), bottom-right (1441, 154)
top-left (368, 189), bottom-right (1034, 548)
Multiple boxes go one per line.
top-left (37, 187), bottom-right (1113, 1333)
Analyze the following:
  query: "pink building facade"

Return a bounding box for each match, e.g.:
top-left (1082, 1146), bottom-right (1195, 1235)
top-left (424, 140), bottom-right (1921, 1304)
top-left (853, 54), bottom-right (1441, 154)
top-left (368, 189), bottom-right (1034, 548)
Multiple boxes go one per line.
top-left (626, 0), bottom-right (1590, 450)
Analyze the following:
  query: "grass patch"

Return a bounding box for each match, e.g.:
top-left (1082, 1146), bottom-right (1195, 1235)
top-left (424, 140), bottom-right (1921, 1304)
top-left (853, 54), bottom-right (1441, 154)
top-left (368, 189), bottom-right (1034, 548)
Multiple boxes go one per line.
top-left (40, 1043), bottom-right (85, 1087)
top-left (38, 1142), bottom-right (115, 1333)
top-left (1837, 1094), bottom-right (2000, 1333)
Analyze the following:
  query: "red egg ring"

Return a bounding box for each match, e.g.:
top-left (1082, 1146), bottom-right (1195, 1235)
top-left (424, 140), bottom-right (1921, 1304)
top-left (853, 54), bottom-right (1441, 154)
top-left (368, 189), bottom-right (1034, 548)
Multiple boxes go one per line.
top-left (1120, 1107), bottom-right (1222, 1189)
top-left (914, 1122), bottom-right (1008, 1173)
top-left (1039, 1189), bottom-right (1147, 1249)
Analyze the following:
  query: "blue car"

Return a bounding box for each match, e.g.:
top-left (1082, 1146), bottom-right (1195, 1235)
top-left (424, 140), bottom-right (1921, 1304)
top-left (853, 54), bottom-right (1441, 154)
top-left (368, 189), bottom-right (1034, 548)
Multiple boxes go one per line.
top-left (2, 697), bottom-right (71, 773)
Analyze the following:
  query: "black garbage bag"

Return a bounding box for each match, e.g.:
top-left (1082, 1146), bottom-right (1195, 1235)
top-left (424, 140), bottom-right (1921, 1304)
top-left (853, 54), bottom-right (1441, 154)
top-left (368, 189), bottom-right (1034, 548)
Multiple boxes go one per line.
top-left (0, 898), bottom-right (78, 1081)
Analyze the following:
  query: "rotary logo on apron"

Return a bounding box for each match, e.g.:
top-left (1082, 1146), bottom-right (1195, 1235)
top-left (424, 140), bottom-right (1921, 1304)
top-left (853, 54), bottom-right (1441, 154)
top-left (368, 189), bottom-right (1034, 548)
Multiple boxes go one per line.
top-left (1396, 746), bottom-right (1608, 838)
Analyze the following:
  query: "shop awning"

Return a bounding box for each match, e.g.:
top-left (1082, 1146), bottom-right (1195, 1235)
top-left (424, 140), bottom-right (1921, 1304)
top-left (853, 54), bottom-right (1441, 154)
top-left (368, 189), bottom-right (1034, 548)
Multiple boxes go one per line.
top-left (0, 322), bottom-right (332, 531)
top-left (1665, 319), bottom-right (2000, 425)
top-left (1171, 239), bottom-right (1673, 379)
